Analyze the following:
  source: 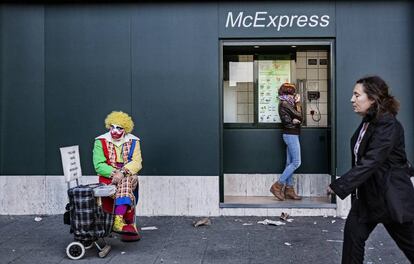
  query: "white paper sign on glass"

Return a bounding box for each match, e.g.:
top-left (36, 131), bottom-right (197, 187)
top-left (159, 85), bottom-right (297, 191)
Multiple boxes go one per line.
top-left (60, 145), bottom-right (83, 183)
top-left (229, 62), bottom-right (253, 86)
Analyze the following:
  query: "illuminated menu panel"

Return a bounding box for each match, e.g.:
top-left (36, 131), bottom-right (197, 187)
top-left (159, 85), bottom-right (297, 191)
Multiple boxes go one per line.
top-left (258, 60), bottom-right (291, 123)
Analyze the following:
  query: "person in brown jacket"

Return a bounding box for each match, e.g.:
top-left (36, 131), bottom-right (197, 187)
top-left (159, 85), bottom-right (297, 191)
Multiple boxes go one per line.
top-left (270, 83), bottom-right (303, 201)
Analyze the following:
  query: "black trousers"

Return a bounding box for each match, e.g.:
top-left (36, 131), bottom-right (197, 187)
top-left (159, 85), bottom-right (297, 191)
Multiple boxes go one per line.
top-left (342, 208), bottom-right (414, 264)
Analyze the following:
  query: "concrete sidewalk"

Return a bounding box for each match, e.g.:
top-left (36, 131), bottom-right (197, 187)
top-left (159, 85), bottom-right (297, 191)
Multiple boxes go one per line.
top-left (0, 215), bottom-right (410, 264)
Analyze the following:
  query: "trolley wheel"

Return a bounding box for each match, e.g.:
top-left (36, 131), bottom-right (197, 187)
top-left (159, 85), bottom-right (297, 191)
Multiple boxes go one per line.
top-left (66, 241), bottom-right (85, 260)
top-left (81, 240), bottom-right (94, 249)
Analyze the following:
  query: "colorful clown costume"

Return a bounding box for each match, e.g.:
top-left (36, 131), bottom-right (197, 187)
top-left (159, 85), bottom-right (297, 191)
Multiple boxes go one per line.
top-left (92, 111), bottom-right (142, 241)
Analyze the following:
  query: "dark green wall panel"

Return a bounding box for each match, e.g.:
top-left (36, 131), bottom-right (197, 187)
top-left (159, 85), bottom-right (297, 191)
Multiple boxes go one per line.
top-left (0, 2), bottom-right (413, 176)
top-left (0, 5), bottom-right (2, 173)
top-left (0, 6), bottom-right (45, 174)
top-left (224, 129), bottom-right (330, 173)
top-left (335, 2), bottom-right (413, 175)
top-left (44, 5), bottom-right (132, 174)
top-left (131, 4), bottom-right (219, 175)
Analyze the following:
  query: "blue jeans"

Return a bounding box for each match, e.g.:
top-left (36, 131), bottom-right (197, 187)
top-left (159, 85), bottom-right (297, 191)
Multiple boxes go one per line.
top-left (279, 134), bottom-right (301, 186)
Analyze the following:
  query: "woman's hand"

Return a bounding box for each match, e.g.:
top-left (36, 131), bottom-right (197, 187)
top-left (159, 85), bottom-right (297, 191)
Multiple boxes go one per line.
top-left (326, 186), bottom-right (335, 195)
top-left (292, 118), bottom-right (301, 124)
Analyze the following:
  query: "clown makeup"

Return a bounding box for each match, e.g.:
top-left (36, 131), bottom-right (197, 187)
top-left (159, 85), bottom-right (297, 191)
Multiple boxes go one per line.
top-left (110, 124), bottom-right (125, 140)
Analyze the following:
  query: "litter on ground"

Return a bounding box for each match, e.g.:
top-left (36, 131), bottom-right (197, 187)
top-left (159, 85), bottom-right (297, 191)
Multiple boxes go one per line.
top-left (280, 212), bottom-right (289, 221)
top-left (257, 219), bottom-right (285, 226)
top-left (326, 240), bottom-right (343, 243)
top-left (193, 218), bottom-right (211, 227)
top-left (141, 226), bottom-right (158, 231)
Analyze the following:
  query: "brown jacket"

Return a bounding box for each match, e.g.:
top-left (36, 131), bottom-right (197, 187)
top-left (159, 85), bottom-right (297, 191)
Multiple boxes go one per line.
top-left (278, 100), bottom-right (302, 135)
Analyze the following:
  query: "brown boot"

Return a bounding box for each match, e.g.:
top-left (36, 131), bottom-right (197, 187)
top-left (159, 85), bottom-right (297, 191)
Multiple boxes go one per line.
top-left (270, 182), bottom-right (285, 201)
top-left (285, 186), bottom-right (302, 200)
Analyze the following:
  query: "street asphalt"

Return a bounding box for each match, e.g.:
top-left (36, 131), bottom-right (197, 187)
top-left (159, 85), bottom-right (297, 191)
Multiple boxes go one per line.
top-left (0, 215), bottom-right (410, 264)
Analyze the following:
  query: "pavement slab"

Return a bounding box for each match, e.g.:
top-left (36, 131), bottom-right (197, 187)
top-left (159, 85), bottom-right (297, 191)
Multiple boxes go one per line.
top-left (0, 215), bottom-right (410, 264)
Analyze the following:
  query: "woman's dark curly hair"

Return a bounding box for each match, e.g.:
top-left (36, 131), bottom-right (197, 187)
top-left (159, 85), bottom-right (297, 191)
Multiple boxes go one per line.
top-left (356, 76), bottom-right (399, 121)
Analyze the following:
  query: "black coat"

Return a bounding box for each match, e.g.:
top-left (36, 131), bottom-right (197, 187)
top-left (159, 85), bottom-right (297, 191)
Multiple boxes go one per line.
top-left (330, 112), bottom-right (414, 223)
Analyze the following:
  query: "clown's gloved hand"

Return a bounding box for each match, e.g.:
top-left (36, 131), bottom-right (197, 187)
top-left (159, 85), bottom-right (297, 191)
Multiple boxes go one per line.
top-left (111, 170), bottom-right (124, 185)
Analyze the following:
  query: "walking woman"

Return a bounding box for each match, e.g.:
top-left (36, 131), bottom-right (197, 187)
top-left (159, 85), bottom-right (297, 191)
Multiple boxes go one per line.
top-left (270, 83), bottom-right (303, 201)
top-left (328, 76), bottom-right (414, 263)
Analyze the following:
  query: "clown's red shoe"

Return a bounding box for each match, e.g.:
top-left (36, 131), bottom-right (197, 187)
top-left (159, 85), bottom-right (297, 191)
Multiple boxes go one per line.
top-left (121, 234), bottom-right (141, 242)
top-left (120, 224), bottom-right (141, 241)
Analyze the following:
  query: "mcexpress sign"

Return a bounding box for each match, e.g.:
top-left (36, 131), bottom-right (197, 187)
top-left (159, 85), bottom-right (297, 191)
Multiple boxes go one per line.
top-left (225, 11), bottom-right (330, 31)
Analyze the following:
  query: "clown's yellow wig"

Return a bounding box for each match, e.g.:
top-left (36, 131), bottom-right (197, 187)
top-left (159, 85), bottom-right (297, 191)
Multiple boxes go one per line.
top-left (104, 111), bottom-right (134, 133)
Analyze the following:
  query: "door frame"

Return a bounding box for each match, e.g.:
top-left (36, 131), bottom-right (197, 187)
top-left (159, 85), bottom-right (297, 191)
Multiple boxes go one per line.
top-left (219, 38), bottom-right (336, 204)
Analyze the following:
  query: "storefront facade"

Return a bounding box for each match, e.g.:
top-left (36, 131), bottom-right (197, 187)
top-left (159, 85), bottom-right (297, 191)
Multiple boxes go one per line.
top-left (0, 2), bottom-right (413, 216)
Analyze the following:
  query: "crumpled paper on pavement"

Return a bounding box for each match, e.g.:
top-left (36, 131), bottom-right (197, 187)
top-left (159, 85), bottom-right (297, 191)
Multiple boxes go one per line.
top-left (193, 217), bottom-right (211, 227)
top-left (257, 219), bottom-right (285, 226)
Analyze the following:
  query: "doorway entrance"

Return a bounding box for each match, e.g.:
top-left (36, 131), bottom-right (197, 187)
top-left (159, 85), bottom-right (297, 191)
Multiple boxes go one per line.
top-left (220, 39), bottom-right (335, 208)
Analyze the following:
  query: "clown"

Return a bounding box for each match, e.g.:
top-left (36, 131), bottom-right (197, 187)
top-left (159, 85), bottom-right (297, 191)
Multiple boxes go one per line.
top-left (93, 111), bottom-right (142, 241)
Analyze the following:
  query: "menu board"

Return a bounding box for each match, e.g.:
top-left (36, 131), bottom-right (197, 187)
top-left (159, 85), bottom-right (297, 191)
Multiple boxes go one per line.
top-left (258, 60), bottom-right (291, 123)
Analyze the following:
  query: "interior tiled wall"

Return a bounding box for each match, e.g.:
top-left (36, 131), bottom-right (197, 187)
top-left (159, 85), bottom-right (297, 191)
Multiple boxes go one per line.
top-left (224, 52), bottom-right (329, 126)
top-left (236, 55), bottom-right (254, 123)
top-left (296, 51), bottom-right (329, 127)
top-left (236, 82), bottom-right (254, 123)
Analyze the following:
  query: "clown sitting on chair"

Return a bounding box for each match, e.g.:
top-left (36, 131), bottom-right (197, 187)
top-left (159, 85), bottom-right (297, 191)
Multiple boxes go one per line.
top-left (93, 111), bottom-right (142, 239)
